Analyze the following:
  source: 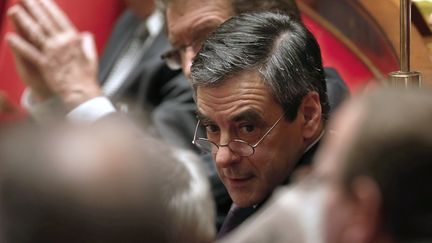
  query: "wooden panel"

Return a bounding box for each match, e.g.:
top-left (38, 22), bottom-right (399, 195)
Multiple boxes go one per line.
top-left (299, 0), bottom-right (399, 76)
top-left (299, 0), bottom-right (432, 84)
top-left (301, 8), bottom-right (376, 91)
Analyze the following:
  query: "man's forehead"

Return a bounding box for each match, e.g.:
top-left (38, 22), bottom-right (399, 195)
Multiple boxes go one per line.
top-left (197, 108), bottom-right (264, 122)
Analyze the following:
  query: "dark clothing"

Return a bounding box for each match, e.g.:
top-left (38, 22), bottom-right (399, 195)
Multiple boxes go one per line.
top-left (324, 67), bottom-right (349, 114)
top-left (99, 10), bottom-right (197, 151)
top-left (216, 140), bottom-right (321, 239)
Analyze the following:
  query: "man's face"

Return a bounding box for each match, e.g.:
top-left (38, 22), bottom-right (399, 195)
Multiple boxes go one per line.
top-left (196, 71), bottom-right (308, 207)
top-left (166, 0), bottom-right (233, 79)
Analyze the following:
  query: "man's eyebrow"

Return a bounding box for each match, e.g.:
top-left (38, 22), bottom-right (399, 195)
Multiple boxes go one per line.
top-left (231, 110), bottom-right (264, 123)
top-left (196, 111), bottom-right (213, 123)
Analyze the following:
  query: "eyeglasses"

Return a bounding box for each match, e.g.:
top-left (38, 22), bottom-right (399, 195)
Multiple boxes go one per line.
top-left (161, 38), bottom-right (205, 70)
top-left (161, 48), bottom-right (182, 70)
top-left (192, 113), bottom-right (286, 157)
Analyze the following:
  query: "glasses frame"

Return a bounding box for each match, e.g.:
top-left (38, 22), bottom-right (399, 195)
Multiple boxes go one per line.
top-left (161, 36), bottom-right (208, 70)
top-left (192, 112), bottom-right (286, 157)
top-left (161, 48), bottom-right (182, 70)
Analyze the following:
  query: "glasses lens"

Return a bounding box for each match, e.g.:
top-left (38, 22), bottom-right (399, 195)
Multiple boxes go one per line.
top-left (161, 50), bottom-right (182, 70)
top-left (194, 139), bottom-right (218, 153)
top-left (229, 140), bottom-right (254, 157)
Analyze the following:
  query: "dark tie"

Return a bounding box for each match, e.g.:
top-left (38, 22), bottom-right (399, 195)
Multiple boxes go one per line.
top-left (216, 204), bottom-right (256, 239)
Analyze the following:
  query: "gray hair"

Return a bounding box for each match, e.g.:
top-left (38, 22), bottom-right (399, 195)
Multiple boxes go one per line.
top-left (164, 149), bottom-right (216, 243)
top-left (191, 12), bottom-right (329, 121)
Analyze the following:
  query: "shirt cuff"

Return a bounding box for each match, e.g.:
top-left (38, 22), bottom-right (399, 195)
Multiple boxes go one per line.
top-left (66, 96), bottom-right (117, 123)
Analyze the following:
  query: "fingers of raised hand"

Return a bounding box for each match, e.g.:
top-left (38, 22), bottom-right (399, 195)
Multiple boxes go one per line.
top-left (39, 0), bottom-right (77, 32)
top-left (7, 32), bottom-right (46, 67)
top-left (80, 32), bottom-right (97, 62)
top-left (22, 0), bottom-right (58, 35)
top-left (8, 5), bottom-right (47, 49)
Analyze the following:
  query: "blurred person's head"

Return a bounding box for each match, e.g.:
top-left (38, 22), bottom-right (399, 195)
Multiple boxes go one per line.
top-left (190, 12), bottom-right (326, 208)
top-left (0, 121), bottom-right (215, 243)
top-left (314, 88), bottom-right (432, 243)
top-left (158, 0), bottom-right (300, 78)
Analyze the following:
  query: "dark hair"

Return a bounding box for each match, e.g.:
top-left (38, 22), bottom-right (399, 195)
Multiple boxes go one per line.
top-left (341, 88), bottom-right (432, 241)
top-left (191, 12), bottom-right (329, 121)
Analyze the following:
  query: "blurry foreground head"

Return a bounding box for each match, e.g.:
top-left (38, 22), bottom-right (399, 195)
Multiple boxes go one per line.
top-left (0, 120), bottom-right (215, 243)
top-left (219, 88), bottom-right (432, 243)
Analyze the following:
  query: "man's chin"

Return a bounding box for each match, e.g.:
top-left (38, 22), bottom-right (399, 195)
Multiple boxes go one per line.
top-left (228, 190), bottom-right (265, 208)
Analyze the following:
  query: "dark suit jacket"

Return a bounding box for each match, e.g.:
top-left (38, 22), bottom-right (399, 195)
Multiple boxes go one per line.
top-left (324, 68), bottom-right (349, 114)
top-left (98, 10), bottom-right (197, 152)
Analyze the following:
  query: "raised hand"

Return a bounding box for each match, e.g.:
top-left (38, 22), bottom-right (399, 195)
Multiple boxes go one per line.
top-left (7, 0), bottom-right (102, 110)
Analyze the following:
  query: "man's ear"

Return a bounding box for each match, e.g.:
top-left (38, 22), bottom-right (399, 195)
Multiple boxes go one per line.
top-left (299, 91), bottom-right (322, 140)
top-left (341, 177), bottom-right (383, 243)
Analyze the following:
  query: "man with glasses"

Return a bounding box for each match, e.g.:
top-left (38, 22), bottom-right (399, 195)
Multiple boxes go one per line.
top-left (190, 12), bottom-right (328, 237)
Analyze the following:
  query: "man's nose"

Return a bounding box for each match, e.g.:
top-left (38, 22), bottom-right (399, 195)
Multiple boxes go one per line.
top-left (214, 133), bottom-right (241, 168)
top-left (215, 145), bottom-right (242, 169)
top-left (181, 47), bottom-right (197, 80)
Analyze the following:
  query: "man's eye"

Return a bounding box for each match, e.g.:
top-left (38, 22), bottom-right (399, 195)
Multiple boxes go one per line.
top-left (240, 125), bottom-right (256, 134)
top-left (205, 124), bottom-right (219, 133)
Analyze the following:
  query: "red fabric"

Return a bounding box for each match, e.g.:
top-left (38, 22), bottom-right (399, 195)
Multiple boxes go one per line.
top-left (0, 0), bottom-right (123, 121)
top-left (302, 14), bottom-right (375, 92)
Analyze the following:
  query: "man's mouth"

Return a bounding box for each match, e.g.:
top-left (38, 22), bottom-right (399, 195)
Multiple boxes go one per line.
top-left (226, 175), bottom-right (254, 188)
